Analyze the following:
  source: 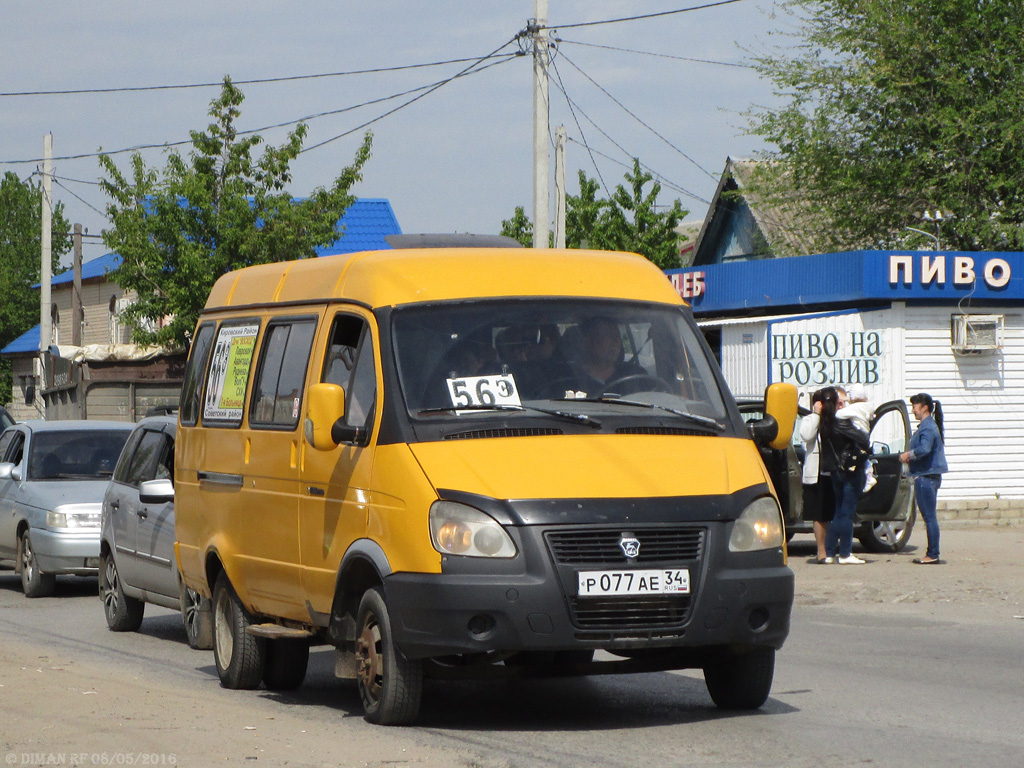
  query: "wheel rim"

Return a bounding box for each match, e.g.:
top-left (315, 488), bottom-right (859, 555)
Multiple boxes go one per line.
top-left (214, 587), bottom-right (234, 668)
top-left (183, 587), bottom-right (201, 639)
top-left (872, 520), bottom-right (908, 548)
top-left (356, 614), bottom-right (384, 706)
top-left (101, 558), bottom-right (120, 620)
top-left (21, 535), bottom-right (35, 584)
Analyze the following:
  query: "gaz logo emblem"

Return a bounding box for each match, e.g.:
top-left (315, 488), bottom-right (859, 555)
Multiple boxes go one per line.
top-left (619, 535), bottom-right (641, 559)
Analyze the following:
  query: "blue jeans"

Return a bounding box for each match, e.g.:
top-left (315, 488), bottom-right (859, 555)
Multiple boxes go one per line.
top-left (827, 469), bottom-right (864, 558)
top-left (914, 475), bottom-right (942, 559)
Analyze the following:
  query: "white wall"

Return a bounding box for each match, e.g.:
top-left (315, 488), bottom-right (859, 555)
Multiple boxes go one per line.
top-left (709, 303), bottom-right (1024, 501)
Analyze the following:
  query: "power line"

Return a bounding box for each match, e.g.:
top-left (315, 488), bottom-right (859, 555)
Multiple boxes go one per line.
top-left (557, 49), bottom-right (718, 182)
top-left (557, 38), bottom-right (753, 69)
top-left (52, 177), bottom-right (108, 219)
top-left (546, 0), bottom-right (747, 30)
top-left (565, 137), bottom-right (710, 205)
top-left (300, 39), bottom-right (521, 154)
top-left (549, 58), bottom-right (610, 196)
top-left (548, 55), bottom-right (708, 204)
top-left (0, 54), bottom-right (524, 98)
top-left (1, 50), bottom-right (521, 166)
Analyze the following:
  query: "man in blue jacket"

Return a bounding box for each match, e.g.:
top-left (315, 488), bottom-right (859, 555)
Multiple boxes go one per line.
top-left (899, 393), bottom-right (948, 564)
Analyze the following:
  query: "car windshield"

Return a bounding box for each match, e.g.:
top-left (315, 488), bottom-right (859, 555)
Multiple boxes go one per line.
top-left (30, 429), bottom-right (132, 480)
top-left (391, 299), bottom-right (728, 424)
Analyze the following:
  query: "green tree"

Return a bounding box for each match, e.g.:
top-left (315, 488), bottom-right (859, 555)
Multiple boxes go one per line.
top-left (592, 160), bottom-right (685, 269)
top-left (500, 161), bottom-right (687, 268)
top-left (100, 78), bottom-right (373, 349)
top-left (0, 172), bottom-right (71, 402)
top-left (746, 0), bottom-right (1024, 252)
top-left (500, 206), bottom-right (534, 248)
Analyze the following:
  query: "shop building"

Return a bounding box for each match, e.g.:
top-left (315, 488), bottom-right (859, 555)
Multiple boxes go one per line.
top-left (667, 250), bottom-right (1023, 520)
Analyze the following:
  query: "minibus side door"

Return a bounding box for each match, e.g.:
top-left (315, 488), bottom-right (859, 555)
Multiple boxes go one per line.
top-left (242, 314), bottom-right (319, 620)
top-left (299, 310), bottom-right (378, 619)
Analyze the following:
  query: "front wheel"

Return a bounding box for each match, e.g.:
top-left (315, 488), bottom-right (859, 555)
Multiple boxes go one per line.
top-left (858, 507), bottom-right (916, 553)
top-left (212, 572), bottom-right (265, 689)
top-left (703, 647), bottom-right (775, 710)
top-left (20, 530), bottom-right (56, 598)
top-left (99, 552), bottom-right (144, 631)
top-left (355, 587), bottom-right (423, 725)
top-left (179, 577), bottom-right (214, 650)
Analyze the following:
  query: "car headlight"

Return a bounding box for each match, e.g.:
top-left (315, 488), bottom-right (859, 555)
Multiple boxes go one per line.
top-left (429, 501), bottom-right (517, 558)
top-left (46, 503), bottom-right (102, 530)
top-left (729, 497), bottom-right (784, 552)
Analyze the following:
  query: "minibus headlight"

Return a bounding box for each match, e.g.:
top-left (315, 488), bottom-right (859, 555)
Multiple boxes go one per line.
top-left (429, 501), bottom-right (517, 558)
top-left (729, 497), bottom-right (784, 552)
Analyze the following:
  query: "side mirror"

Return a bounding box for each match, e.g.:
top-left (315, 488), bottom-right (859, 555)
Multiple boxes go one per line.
top-left (0, 462), bottom-right (13, 480)
top-left (139, 478), bottom-right (174, 504)
top-left (762, 382), bottom-right (798, 450)
top-left (748, 415), bottom-right (779, 446)
top-left (305, 383), bottom-right (347, 451)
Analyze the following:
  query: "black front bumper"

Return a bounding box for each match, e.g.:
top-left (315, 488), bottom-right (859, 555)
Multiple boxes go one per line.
top-left (385, 517), bottom-right (793, 660)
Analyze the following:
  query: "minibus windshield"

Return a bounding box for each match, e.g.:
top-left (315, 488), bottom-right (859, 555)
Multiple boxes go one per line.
top-left (392, 299), bottom-right (728, 424)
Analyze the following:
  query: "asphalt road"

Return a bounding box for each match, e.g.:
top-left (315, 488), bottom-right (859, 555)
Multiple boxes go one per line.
top-left (1, 527), bottom-right (1021, 768)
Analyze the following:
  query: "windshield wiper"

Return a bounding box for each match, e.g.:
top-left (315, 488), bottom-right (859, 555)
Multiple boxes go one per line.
top-left (558, 396), bottom-right (724, 432)
top-left (416, 403), bottom-right (601, 428)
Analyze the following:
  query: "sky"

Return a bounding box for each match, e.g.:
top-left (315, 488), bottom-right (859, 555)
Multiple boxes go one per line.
top-left (1, 1), bottom-right (790, 266)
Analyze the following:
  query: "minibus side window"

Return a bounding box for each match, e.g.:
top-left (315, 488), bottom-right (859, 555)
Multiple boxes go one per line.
top-left (250, 319), bottom-right (317, 429)
top-left (322, 314), bottom-right (376, 431)
top-left (202, 320), bottom-right (261, 428)
top-left (179, 322), bottom-right (215, 426)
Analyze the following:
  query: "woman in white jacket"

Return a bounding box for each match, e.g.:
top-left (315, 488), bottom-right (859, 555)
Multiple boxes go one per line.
top-left (801, 388), bottom-right (839, 563)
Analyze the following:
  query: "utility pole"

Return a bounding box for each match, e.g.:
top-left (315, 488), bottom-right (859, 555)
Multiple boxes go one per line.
top-left (40, 134), bottom-right (52, 354)
top-left (531, 0), bottom-right (550, 249)
top-left (553, 125), bottom-right (566, 248)
top-left (72, 224), bottom-right (83, 346)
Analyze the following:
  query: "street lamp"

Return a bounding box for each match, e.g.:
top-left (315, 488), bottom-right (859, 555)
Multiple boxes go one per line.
top-left (904, 226), bottom-right (940, 250)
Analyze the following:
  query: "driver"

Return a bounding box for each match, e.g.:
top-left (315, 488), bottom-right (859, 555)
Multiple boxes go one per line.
top-left (573, 316), bottom-right (644, 396)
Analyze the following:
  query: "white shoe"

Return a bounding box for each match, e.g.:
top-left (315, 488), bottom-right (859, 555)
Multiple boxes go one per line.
top-left (820, 557), bottom-right (834, 564)
top-left (837, 555), bottom-right (866, 565)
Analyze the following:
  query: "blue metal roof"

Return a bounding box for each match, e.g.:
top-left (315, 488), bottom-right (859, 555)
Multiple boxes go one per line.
top-left (7, 199), bottom-right (402, 355)
top-left (667, 250), bottom-right (1023, 316)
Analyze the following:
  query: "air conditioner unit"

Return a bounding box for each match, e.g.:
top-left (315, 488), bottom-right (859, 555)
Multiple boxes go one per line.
top-left (951, 314), bottom-right (1003, 353)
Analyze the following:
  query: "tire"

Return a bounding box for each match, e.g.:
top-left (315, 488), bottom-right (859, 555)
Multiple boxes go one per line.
top-left (19, 530), bottom-right (56, 598)
top-left (355, 586), bottom-right (423, 725)
top-left (703, 647), bottom-right (775, 710)
top-left (179, 577), bottom-right (214, 650)
top-left (858, 506), bottom-right (917, 553)
top-left (99, 552), bottom-right (144, 631)
top-left (263, 639), bottom-right (310, 691)
top-left (212, 572), bottom-right (266, 689)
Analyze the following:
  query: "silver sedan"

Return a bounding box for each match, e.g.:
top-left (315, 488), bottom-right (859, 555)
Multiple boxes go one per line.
top-left (0, 420), bottom-right (132, 597)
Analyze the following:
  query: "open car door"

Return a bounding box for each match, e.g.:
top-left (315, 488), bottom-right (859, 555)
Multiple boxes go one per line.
top-left (856, 399), bottom-right (915, 551)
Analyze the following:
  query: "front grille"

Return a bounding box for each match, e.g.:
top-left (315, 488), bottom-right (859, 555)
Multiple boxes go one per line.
top-left (570, 595), bottom-right (693, 629)
top-left (545, 527), bottom-right (705, 566)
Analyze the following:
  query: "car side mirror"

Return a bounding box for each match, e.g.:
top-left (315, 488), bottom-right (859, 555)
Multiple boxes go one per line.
top-left (762, 382), bottom-right (798, 450)
top-left (748, 415), bottom-right (779, 446)
top-left (0, 462), bottom-right (13, 480)
top-left (305, 383), bottom-right (347, 450)
top-left (139, 478), bottom-right (174, 504)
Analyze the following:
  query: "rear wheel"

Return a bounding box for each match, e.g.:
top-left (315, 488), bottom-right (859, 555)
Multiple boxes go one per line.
top-left (212, 572), bottom-right (265, 689)
top-left (858, 507), bottom-right (916, 552)
top-left (703, 647), bottom-right (775, 710)
top-left (179, 577), bottom-right (214, 650)
top-left (99, 552), bottom-right (144, 631)
top-left (355, 587), bottom-right (422, 725)
top-left (263, 639), bottom-right (310, 691)
top-left (20, 530), bottom-right (56, 598)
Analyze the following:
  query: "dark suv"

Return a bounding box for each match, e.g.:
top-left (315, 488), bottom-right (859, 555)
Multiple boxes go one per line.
top-left (739, 399), bottom-right (915, 552)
